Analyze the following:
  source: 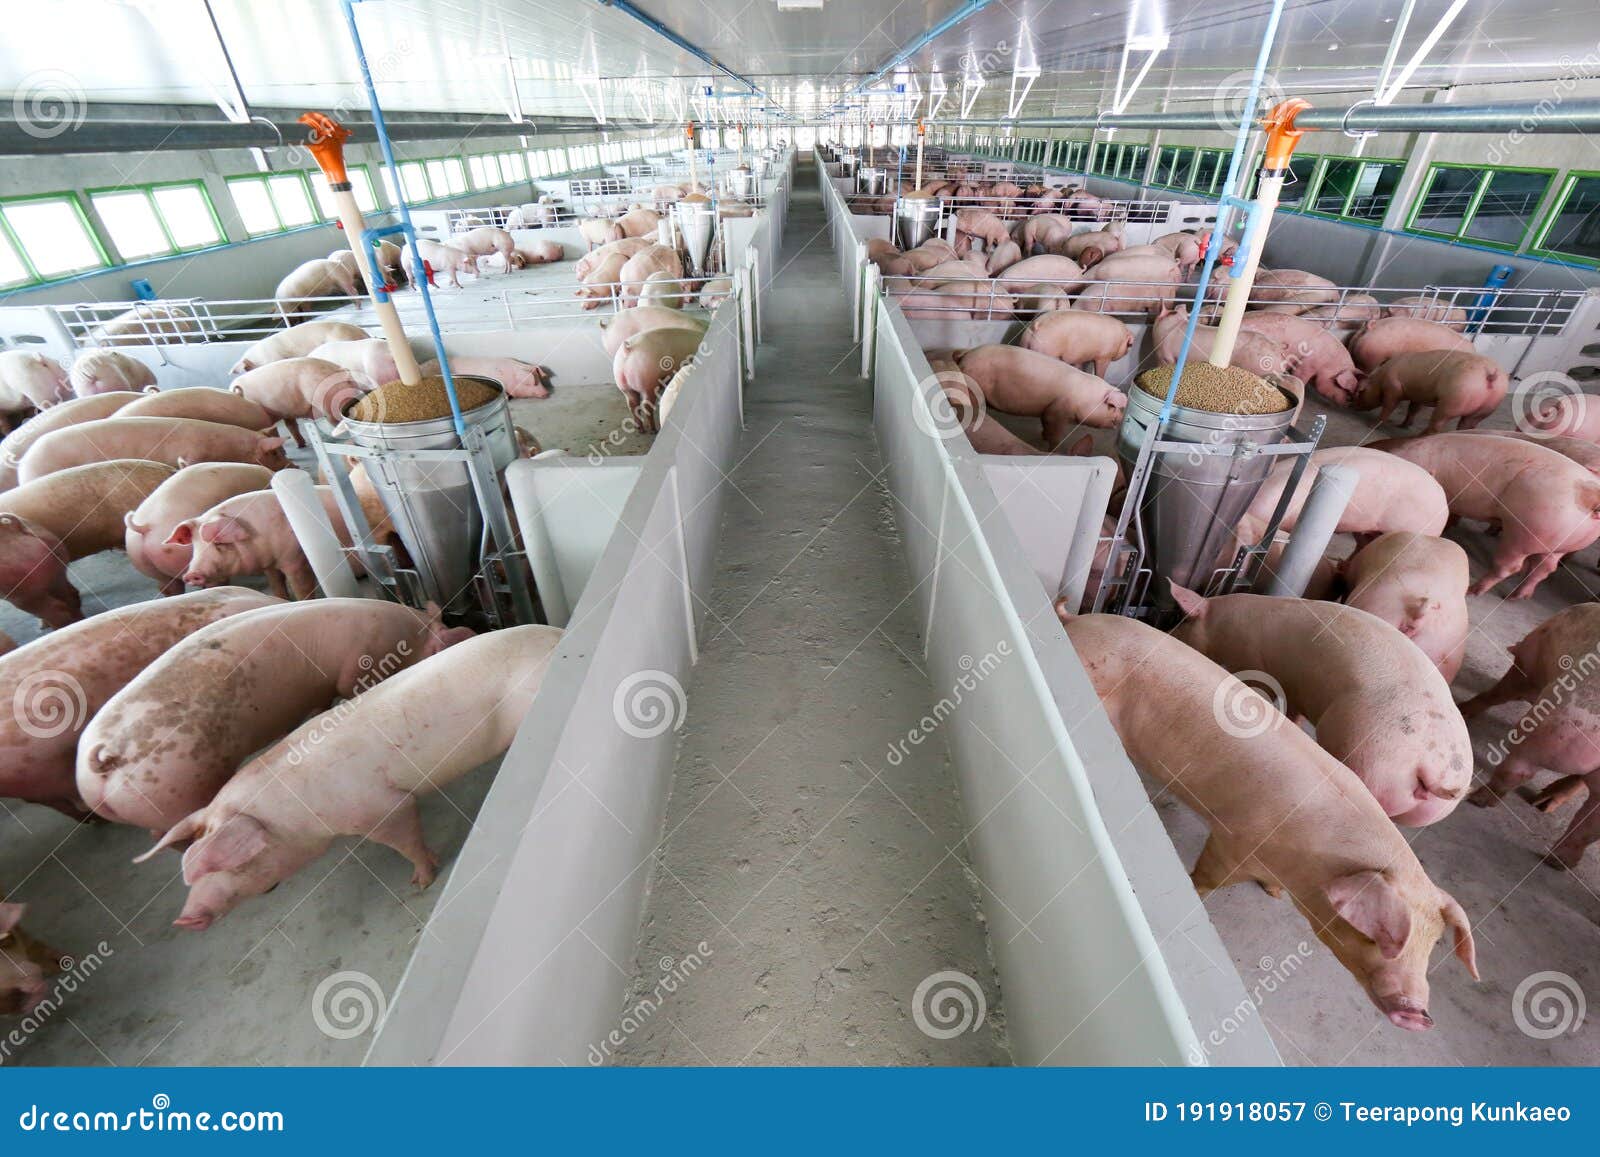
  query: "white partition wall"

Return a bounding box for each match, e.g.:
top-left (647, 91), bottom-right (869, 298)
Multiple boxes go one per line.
top-left (870, 298), bottom-right (1281, 1067)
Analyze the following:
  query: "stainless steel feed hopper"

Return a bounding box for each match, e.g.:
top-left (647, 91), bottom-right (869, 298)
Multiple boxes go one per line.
top-left (674, 200), bottom-right (718, 277)
top-left (725, 168), bottom-right (757, 199)
top-left (838, 151), bottom-right (859, 178)
top-left (856, 167), bottom-right (889, 196)
top-left (894, 197), bottom-right (941, 250)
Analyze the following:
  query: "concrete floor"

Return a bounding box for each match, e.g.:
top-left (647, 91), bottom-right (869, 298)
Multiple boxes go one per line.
top-left (614, 160), bottom-right (1010, 1066)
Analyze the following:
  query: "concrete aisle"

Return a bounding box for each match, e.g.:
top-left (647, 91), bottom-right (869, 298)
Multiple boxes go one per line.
top-left (613, 160), bottom-right (1010, 1066)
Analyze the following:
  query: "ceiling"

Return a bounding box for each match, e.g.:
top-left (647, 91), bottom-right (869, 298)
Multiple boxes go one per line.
top-left (0, 0), bottom-right (1596, 126)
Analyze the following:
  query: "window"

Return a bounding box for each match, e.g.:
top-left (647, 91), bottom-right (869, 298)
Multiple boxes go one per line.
top-left (500, 152), bottom-right (526, 182)
top-left (379, 162), bottom-right (430, 204)
top-left (469, 154), bottom-right (502, 189)
top-left (0, 194), bottom-right (109, 280)
top-left (1274, 154), bottom-right (1321, 207)
top-left (1120, 145), bottom-right (1149, 182)
top-left (226, 173), bottom-right (317, 235)
top-left (1530, 172), bottom-right (1600, 264)
top-left (424, 158), bottom-right (465, 197)
top-left (309, 166), bottom-right (380, 216)
top-left (1310, 157), bottom-right (1405, 222)
top-left (1409, 164), bottom-right (1554, 250)
top-left (1155, 146), bottom-right (1192, 189)
top-left (1190, 149), bottom-right (1224, 194)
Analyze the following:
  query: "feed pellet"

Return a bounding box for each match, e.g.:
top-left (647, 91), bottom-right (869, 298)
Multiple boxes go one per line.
top-left (348, 375), bottom-right (499, 424)
top-left (1137, 363), bottom-right (1290, 415)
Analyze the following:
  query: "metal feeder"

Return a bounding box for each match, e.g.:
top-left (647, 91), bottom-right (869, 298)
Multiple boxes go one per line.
top-left (674, 200), bottom-right (718, 277)
top-left (838, 151), bottom-right (860, 178)
top-left (894, 196), bottom-right (941, 250)
top-left (725, 168), bottom-right (757, 199)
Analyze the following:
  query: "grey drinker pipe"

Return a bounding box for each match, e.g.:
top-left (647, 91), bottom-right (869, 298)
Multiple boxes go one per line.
top-left (1258, 464), bottom-right (1357, 597)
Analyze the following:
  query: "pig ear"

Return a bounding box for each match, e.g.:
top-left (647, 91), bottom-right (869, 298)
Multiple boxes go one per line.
top-left (181, 815), bottom-right (268, 884)
top-left (164, 521), bottom-right (195, 546)
top-left (1441, 893), bottom-right (1480, 981)
top-left (133, 811), bottom-right (207, 864)
top-left (0, 901), bottom-right (26, 936)
top-left (1324, 870), bottom-right (1413, 959)
top-left (199, 516), bottom-right (250, 546)
top-left (1168, 582), bottom-right (1207, 620)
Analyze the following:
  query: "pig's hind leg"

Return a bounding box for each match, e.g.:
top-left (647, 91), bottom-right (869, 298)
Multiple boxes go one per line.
top-left (1546, 773), bottom-right (1600, 869)
top-left (368, 798), bottom-right (440, 888)
top-left (1470, 750), bottom-right (1545, 808)
top-left (1520, 773), bottom-right (1588, 813)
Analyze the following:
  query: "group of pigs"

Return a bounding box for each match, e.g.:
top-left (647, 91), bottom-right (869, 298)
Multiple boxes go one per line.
top-left (0, 585), bottom-right (563, 1016)
top-left (0, 320), bottom-right (553, 628)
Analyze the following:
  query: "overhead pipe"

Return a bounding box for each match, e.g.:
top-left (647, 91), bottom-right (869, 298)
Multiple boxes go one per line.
top-left (596, 0), bottom-right (771, 103)
top-left (946, 96), bottom-right (1600, 134)
top-left (852, 0), bottom-right (997, 96)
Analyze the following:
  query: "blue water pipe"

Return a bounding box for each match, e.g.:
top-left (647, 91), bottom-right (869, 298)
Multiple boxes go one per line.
top-left (1469, 263), bottom-right (1514, 332)
top-left (1157, 0), bottom-right (1289, 428)
top-left (340, 0), bottom-right (466, 440)
top-left (852, 0), bottom-right (997, 96)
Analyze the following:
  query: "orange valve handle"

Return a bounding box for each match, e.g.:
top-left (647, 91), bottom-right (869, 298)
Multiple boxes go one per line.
top-left (1261, 98), bottom-right (1311, 172)
top-left (917, 119), bottom-right (926, 137)
top-left (298, 112), bottom-right (352, 185)
top-left (684, 121), bottom-right (695, 142)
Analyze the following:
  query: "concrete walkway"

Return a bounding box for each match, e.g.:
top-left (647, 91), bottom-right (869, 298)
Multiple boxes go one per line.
top-left (614, 158), bottom-right (1010, 1065)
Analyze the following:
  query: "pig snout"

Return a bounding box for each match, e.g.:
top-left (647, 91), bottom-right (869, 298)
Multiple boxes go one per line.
top-left (1385, 1001), bottom-right (1434, 1032)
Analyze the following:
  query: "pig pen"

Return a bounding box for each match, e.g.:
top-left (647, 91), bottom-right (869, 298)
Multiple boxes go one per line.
top-left (0, 232), bottom-right (767, 1064)
top-left (867, 249), bottom-right (1600, 1064)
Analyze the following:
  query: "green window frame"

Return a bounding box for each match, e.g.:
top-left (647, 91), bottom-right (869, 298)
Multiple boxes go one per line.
top-left (1152, 146), bottom-right (1194, 190)
top-left (1406, 162), bottom-right (1556, 251)
top-left (468, 153), bottom-right (503, 190)
top-left (225, 172), bottom-right (320, 236)
top-left (1302, 156), bottom-right (1406, 222)
top-left (1528, 170), bottom-right (1600, 265)
top-left (309, 166), bottom-right (380, 217)
top-left (1188, 148), bottom-right (1227, 195)
top-left (86, 180), bottom-right (225, 261)
top-left (0, 192), bottom-right (111, 284)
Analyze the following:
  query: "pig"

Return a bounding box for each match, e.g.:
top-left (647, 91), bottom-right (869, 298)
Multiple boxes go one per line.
top-left (1010, 283), bottom-right (1076, 317)
top-left (0, 392), bottom-right (141, 491)
top-left (1353, 350), bottom-right (1509, 433)
top-left (575, 237), bottom-right (652, 280)
top-left (307, 339), bottom-right (401, 388)
top-left (892, 291), bottom-right (967, 320)
top-left (1520, 391), bottom-right (1600, 444)
top-left (600, 306), bottom-right (709, 359)
top-left (617, 208), bottom-right (663, 239)
top-left (169, 485), bottom-right (388, 599)
top-left (274, 258), bottom-right (354, 316)
top-left (18, 417), bottom-right (287, 485)
top-left (991, 254), bottom-right (1087, 295)
top-left (1149, 230), bottom-right (1205, 273)
top-left (952, 208), bottom-right (1011, 254)
top-left (1374, 432), bottom-right (1600, 597)
top-left (613, 327), bottom-right (703, 433)
top-left (695, 277), bottom-right (733, 310)
top-left (0, 459), bottom-right (174, 616)
top-left (1300, 294), bottom-right (1384, 334)
top-left (901, 240), bottom-right (959, 273)
top-left (1249, 268), bottom-right (1340, 313)
top-left (1235, 310), bottom-right (1361, 403)
top-left (1234, 445), bottom-right (1450, 549)
top-left (68, 350), bottom-right (155, 397)
top-left (579, 217), bottom-right (625, 248)
top-left (1462, 428), bottom-right (1600, 476)
top-left (1386, 296), bottom-right (1469, 330)
top-left (1151, 306), bottom-right (1291, 379)
top-left (1458, 603), bottom-right (1600, 723)
top-left (0, 587), bottom-right (279, 815)
top-left (0, 900), bottom-right (56, 1015)
top-left (963, 415), bottom-right (1045, 456)
top-left (1018, 214), bottom-right (1075, 255)
top-left (929, 282), bottom-right (1014, 321)
top-left (229, 356), bottom-right (370, 437)
top-left (985, 240), bottom-right (1023, 275)
top-left (77, 598), bottom-right (474, 832)
top-left (1017, 309), bottom-right (1134, 378)
top-left (638, 270), bottom-right (691, 309)
top-left (516, 239), bottom-right (564, 266)
top-left (227, 321), bottom-right (368, 374)
top-left (1340, 532), bottom-right (1470, 682)
top-left (1060, 224), bottom-right (1124, 267)
top-left (1348, 317), bottom-right (1474, 374)
top-left (451, 225), bottom-right (516, 272)
top-left (87, 303), bottom-right (199, 347)
top-left (1063, 611), bottom-right (1478, 1027)
top-left (949, 345), bottom-right (1127, 448)
top-left (1074, 252), bottom-right (1183, 316)
top-left (0, 352), bottom-right (71, 427)
top-left (119, 387), bottom-right (274, 431)
top-left (576, 250), bottom-right (631, 309)
top-left (406, 240), bottom-right (478, 289)
top-left (137, 624), bottom-right (562, 928)
top-left (125, 463), bottom-right (273, 595)
top-left (373, 239), bottom-right (405, 286)
top-left (1170, 586), bottom-right (1472, 825)
top-left (419, 356), bottom-right (549, 399)
top-left (618, 244), bottom-right (685, 307)
top-left (326, 249), bottom-right (364, 292)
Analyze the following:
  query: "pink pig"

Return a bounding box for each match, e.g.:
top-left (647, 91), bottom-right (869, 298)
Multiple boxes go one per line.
top-left (307, 339), bottom-right (401, 388)
top-left (949, 345), bottom-right (1127, 448)
top-left (1349, 317), bottom-right (1474, 374)
top-left (68, 350), bottom-right (155, 397)
top-left (1352, 349), bottom-right (1509, 433)
top-left (125, 463), bottom-right (274, 595)
top-left (1236, 310), bottom-right (1361, 403)
top-left (1017, 309), bottom-right (1134, 378)
top-left (138, 625), bottom-right (562, 928)
top-left (1341, 532), bottom-right (1471, 682)
top-left (613, 327), bottom-right (703, 433)
top-left (1234, 445), bottom-right (1450, 549)
top-left (420, 356), bottom-right (550, 399)
top-left (17, 417), bottom-right (288, 485)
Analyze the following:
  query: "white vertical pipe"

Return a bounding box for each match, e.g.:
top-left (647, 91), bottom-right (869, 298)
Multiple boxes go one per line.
top-left (1208, 172), bottom-right (1283, 367)
top-left (272, 468), bottom-right (360, 599)
top-left (329, 186), bottom-right (422, 386)
top-left (1259, 464), bottom-right (1356, 597)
